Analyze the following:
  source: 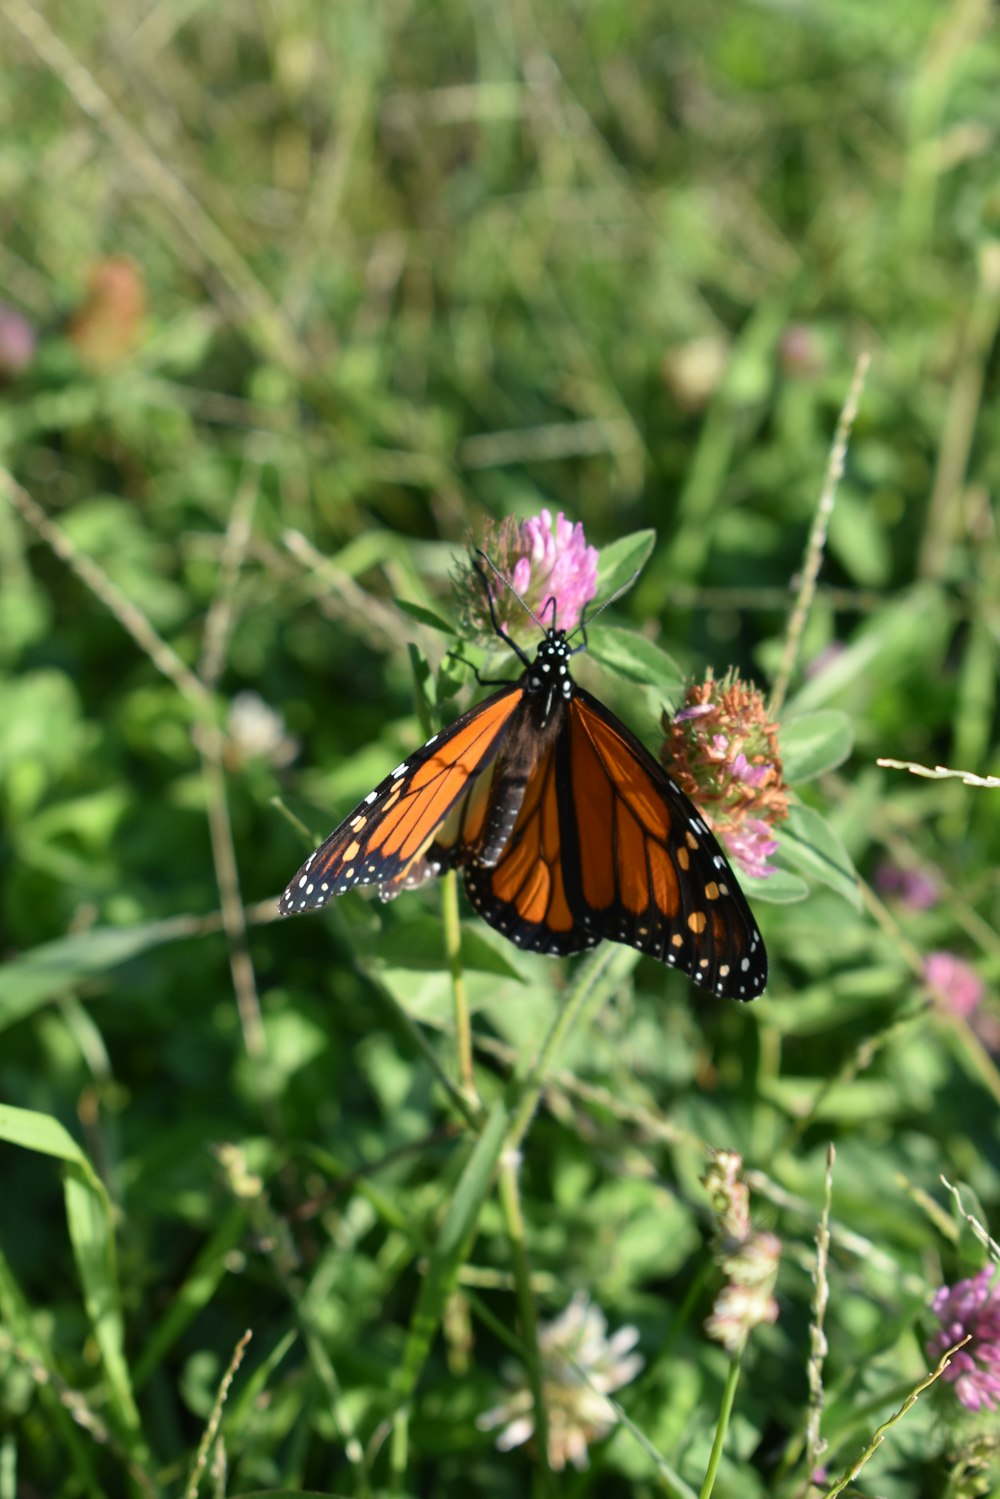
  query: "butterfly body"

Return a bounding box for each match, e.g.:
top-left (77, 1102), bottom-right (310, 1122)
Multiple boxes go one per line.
top-left (280, 623), bottom-right (767, 1000)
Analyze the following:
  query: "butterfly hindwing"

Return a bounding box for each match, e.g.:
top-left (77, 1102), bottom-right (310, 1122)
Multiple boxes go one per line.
top-left (462, 731), bottom-right (599, 956)
top-left (279, 686), bottom-right (523, 913)
top-left (563, 688), bottom-right (767, 999)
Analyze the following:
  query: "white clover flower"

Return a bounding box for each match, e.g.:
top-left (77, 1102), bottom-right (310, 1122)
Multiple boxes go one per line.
top-left (478, 1293), bottom-right (643, 1471)
top-left (226, 691), bottom-right (299, 769)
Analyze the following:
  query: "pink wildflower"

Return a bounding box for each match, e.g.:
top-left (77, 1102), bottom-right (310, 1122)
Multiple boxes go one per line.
top-left (458, 511), bottom-right (599, 640)
top-left (875, 861), bottom-right (939, 911)
top-left (724, 819), bottom-right (781, 880)
top-left (661, 673), bottom-right (788, 878)
top-left (508, 510), bottom-right (598, 632)
top-left (0, 302), bottom-right (36, 376)
top-left (927, 1268), bottom-right (1000, 1413)
top-left (925, 951), bottom-right (986, 1020)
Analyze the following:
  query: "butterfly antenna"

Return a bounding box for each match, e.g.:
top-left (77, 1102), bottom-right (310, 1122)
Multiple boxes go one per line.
top-left (472, 551), bottom-right (535, 665)
top-left (566, 567), bottom-right (643, 650)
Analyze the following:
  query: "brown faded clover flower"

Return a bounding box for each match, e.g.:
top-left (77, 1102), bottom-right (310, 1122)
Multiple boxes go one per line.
top-left (661, 671), bottom-right (788, 880)
top-left (702, 1148), bottom-right (781, 1355)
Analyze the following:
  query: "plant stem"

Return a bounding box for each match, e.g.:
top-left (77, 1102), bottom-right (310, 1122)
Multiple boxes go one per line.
top-left (497, 1150), bottom-right (553, 1494)
top-left (441, 870), bottom-right (479, 1109)
top-left (389, 1406), bottom-right (408, 1495)
top-left (509, 945), bottom-right (637, 1151)
top-left (769, 352), bottom-right (869, 718)
top-left (699, 1351), bottom-right (743, 1499)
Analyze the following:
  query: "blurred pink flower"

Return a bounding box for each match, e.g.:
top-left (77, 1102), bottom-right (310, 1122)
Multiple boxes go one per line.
top-left (927, 1268), bottom-right (1000, 1413)
top-left (778, 323), bottom-right (825, 378)
top-left (875, 860), bottom-right (939, 911)
top-left (925, 951), bottom-right (985, 1019)
top-left (0, 302), bottom-right (36, 375)
top-left (703, 1150), bottom-right (781, 1354)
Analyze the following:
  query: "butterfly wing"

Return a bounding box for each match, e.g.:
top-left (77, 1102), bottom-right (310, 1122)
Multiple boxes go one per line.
top-left (279, 685), bottom-right (523, 914)
top-left (462, 727), bottom-right (599, 957)
top-left (562, 688), bottom-right (767, 999)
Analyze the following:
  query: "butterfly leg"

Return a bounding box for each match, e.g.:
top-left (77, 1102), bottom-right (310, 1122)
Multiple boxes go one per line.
top-left (446, 648), bottom-right (517, 688)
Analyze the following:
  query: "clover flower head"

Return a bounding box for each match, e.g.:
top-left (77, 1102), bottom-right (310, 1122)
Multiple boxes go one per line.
top-left (225, 691), bottom-right (299, 769)
top-left (478, 1293), bottom-right (643, 1471)
top-left (662, 672), bottom-right (788, 878)
top-left (702, 1149), bottom-right (781, 1354)
top-left (67, 256), bottom-right (147, 371)
top-left (457, 511), bottom-right (598, 641)
top-left (927, 1268), bottom-right (1000, 1413)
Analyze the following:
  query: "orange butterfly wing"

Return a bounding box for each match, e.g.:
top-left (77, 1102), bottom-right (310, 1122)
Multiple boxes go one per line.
top-left (460, 688), bottom-right (766, 998)
top-left (463, 736), bottom-right (597, 956)
top-left (279, 686), bottom-right (523, 913)
top-left (563, 689), bottom-right (766, 999)
top-left (279, 623), bottom-right (767, 1000)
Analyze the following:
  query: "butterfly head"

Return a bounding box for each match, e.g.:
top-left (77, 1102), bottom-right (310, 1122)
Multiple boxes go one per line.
top-left (525, 629), bottom-right (575, 702)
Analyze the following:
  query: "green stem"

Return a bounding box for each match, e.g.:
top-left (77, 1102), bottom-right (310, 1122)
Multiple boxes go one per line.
top-left (389, 1406), bottom-right (408, 1495)
top-left (699, 1351), bottom-right (743, 1499)
top-left (496, 1151), bottom-right (552, 1494)
top-left (370, 974), bottom-right (481, 1132)
top-left (441, 869), bottom-right (479, 1109)
top-left (509, 945), bottom-right (637, 1151)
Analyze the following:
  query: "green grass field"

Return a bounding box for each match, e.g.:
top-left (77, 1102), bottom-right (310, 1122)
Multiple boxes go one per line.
top-left (1, 1), bottom-right (999, 1495)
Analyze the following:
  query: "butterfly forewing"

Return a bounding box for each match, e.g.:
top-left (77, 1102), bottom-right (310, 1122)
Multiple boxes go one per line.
top-left (278, 686), bottom-right (523, 914)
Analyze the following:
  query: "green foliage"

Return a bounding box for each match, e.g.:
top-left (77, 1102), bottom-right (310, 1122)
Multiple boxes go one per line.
top-left (1, 0), bottom-right (998, 1495)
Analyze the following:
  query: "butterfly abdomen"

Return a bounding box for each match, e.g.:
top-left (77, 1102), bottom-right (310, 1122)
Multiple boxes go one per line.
top-left (474, 692), bottom-right (565, 869)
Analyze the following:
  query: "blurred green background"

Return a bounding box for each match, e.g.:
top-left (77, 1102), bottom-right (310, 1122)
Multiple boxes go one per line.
top-left (1, 1), bottom-right (998, 1495)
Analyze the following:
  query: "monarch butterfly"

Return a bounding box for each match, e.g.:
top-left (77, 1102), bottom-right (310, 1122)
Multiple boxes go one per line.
top-left (279, 558), bottom-right (767, 999)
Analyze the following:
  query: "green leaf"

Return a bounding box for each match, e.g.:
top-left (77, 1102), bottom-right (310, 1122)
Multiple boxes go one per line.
top-left (133, 1206), bottom-right (249, 1390)
top-left (777, 804), bottom-right (861, 908)
top-left (0, 914), bottom-right (214, 1033)
top-left (761, 1076), bottom-right (902, 1123)
top-left (783, 584), bottom-right (948, 714)
top-left (780, 710), bottom-right (854, 782)
top-left (829, 487), bottom-right (892, 587)
top-left (396, 598), bottom-right (457, 636)
top-left (407, 641), bottom-right (434, 735)
top-left (393, 1100), bottom-right (511, 1402)
top-left (740, 867), bottom-right (810, 904)
top-left (370, 917), bottom-right (523, 980)
top-left (0, 1105), bottom-right (142, 1443)
top-left (0, 1247), bottom-right (98, 1485)
top-left (589, 626), bottom-right (684, 693)
top-left (596, 529), bottom-right (656, 601)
